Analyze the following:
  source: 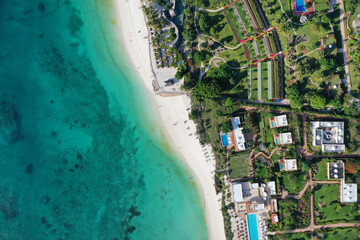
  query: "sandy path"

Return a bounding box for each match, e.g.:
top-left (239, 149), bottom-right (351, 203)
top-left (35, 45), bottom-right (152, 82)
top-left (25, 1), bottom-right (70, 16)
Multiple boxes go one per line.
top-left (114, 0), bottom-right (226, 239)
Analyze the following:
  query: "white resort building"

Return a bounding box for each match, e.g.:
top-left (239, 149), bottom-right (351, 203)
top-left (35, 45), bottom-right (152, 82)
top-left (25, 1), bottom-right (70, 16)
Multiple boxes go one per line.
top-left (310, 121), bottom-right (345, 153)
top-left (280, 159), bottom-right (298, 171)
top-left (231, 117), bottom-right (246, 151)
top-left (274, 132), bottom-right (292, 145)
top-left (340, 179), bottom-right (357, 203)
top-left (269, 115), bottom-right (288, 128)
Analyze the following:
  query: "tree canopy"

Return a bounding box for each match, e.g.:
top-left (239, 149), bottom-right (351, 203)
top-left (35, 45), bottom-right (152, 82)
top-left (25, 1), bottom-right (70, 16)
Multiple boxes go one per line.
top-left (193, 80), bottom-right (221, 102)
top-left (310, 94), bottom-right (326, 110)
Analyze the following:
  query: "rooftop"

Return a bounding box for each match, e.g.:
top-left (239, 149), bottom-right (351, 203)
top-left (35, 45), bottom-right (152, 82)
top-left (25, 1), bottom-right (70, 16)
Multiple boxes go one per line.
top-left (340, 179), bottom-right (357, 203)
top-left (274, 132), bottom-right (292, 145)
top-left (328, 162), bottom-right (344, 179)
top-left (269, 115), bottom-right (288, 128)
top-left (232, 183), bottom-right (243, 202)
top-left (311, 121), bottom-right (345, 153)
top-left (231, 117), bottom-right (246, 151)
top-left (280, 159), bottom-right (297, 171)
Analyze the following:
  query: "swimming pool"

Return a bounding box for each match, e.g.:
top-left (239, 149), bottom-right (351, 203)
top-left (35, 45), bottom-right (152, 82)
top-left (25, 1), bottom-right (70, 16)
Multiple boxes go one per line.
top-left (280, 163), bottom-right (284, 170)
top-left (275, 138), bottom-right (279, 144)
top-left (247, 214), bottom-right (259, 240)
top-left (295, 0), bottom-right (307, 12)
top-left (221, 134), bottom-right (229, 147)
top-left (271, 121), bottom-right (275, 128)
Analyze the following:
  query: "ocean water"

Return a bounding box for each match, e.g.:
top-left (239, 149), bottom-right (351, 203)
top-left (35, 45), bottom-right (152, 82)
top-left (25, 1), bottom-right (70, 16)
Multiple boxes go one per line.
top-left (0, 0), bottom-right (208, 239)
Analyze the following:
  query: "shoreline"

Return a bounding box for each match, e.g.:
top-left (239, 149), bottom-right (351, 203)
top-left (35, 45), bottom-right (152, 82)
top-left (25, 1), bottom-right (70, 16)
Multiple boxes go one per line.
top-left (113, 0), bottom-right (226, 239)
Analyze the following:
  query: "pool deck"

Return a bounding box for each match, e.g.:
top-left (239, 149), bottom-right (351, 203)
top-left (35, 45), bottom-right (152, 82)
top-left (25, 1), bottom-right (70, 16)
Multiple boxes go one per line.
top-left (292, 0), bottom-right (315, 16)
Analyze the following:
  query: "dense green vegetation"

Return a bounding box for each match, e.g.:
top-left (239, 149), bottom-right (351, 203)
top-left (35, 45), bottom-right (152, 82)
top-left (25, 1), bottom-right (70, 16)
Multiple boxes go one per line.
top-left (270, 189), bottom-right (311, 231)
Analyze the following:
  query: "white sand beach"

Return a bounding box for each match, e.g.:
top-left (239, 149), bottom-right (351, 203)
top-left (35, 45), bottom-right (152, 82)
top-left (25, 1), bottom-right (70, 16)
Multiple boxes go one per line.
top-left (114, 0), bottom-right (226, 239)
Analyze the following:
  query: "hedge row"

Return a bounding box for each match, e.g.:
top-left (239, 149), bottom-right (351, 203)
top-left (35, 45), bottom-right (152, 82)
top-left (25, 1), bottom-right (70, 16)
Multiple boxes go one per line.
top-left (272, 60), bottom-right (281, 98)
top-left (269, 34), bottom-right (279, 54)
top-left (243, 0), bottom-right (266, 30)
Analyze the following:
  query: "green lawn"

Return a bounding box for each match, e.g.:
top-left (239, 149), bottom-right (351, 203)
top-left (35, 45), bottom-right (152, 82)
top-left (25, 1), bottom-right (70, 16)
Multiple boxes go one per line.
top-left (349, 4), bottom-right (360, 33)
top-left (314, 227), bottom-right (360, 240)
top-left (313, 160), bottom-right (328, 181)
top-left (269, 232), bottom-right (311, 240)
top-left (217, 45), bottom-right (249, 68)
top-left (314, 184), bottom-right (360, 224)
top-left (204, 11), bottom-right (239, 47)
top-left (314, 0), bottom-right (329, 13)
top-left (229, 152), bottom-right (250, 179)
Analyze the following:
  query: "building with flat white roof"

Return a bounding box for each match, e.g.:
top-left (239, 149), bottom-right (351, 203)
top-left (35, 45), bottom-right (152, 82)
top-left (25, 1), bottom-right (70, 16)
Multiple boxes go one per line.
top-left (274, 132), bottom-right (292, 145)
top-left (232, 183), bottom-right (244, 202)
top-left (311, 121), bottom-right (345, 153)
top-left (267, 181), bottom-right (276, 195)
top-left (280, 159), bottom-right (297, 171)
top-left (231, 117), bottom-right (246, 151)
top-left (340, 179), bottom-right (357, 203)
top-left (269, 115), bottom-right (288, 128)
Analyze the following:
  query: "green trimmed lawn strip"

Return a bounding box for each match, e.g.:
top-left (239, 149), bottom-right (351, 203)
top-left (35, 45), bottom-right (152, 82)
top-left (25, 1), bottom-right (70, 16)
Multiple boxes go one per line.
top-left (268, 61), bottom-right (272, 99)
top-left (258, 62), bottom-right (262, 100)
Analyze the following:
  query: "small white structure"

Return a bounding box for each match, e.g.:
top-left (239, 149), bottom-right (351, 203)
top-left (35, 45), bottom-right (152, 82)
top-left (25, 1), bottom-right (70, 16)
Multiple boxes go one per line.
top-left (281, 159), bottom-right (298, 171)
top-left (274, 132), bottom-right (292, 145)
top-left (232, 183), bottom-right (244, 202)
top-left (267, 181), bottom-right (276, 195)
top-left (311, 121), bottom-right (345, 153)
top-left (251, 183), bottom-right (259, 189)
top-left (269, 115), bottom-right (288, 128)
top-left (340, 179), bottom-right (357, 203)
top-left (231, 117), bottom-right (246, 151)
top-left (254, 203), bottom-right (265, 211)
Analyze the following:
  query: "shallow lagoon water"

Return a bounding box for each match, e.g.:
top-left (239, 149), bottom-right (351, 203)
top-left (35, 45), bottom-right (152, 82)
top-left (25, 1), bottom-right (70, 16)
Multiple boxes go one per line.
top-left (0, 1), bottom-right (208, 239)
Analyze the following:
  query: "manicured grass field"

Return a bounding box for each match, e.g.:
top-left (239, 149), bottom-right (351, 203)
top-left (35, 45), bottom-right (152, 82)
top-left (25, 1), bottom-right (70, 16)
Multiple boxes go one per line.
top-left (229, 152), bottom-right (250, 179)
top-left (314, 227), bottom-right (360, 240)
top-left (218, 45), bottom-right (249, 68)
top-left (313, 160), bottom-right (328, 181)
top-left (314, 184), bottom-right (360, 224)
top-left (205, 11), bottom-right (239, 47)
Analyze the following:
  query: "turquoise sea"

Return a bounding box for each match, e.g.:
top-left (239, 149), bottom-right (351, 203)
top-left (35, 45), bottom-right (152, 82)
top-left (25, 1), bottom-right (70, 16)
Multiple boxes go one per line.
top-left (0, 0), bottom-right (208, 239)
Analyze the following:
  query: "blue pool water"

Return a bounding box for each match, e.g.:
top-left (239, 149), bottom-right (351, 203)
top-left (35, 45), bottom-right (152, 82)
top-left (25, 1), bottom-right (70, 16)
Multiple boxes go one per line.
top-left (280, 164), bottom-right (284, 170)
top-left (275, 138), bottom-right (279, 144)
top-left (221, 134), bottom-right (229, 147)
top-left (247, 214), bottom-right (259, 240)
top-left (271, 122), bottom-right (275, 128)
top-left (295, 0), bottom-right (307, 12)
